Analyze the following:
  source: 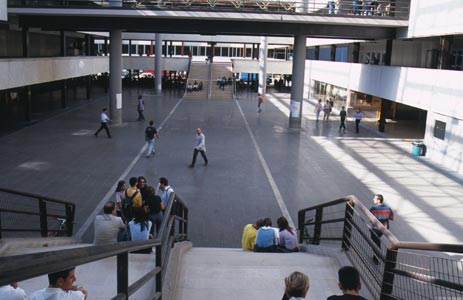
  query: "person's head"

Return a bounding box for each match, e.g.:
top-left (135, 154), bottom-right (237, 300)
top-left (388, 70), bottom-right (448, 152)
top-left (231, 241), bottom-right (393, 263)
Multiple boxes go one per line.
top-left (138, 95), bottom-right (142, 99)
top-left (342, 106), bottom-right (345, 110)
top-left (129, 177), bottom-right (138, 187)
top-left (263, 217), bottom-right (272, 227)
top-left (196, 128), bottom-right (202, 135)
top-left (102, 108), bottom-right (107, 112)
top-left (277, 216), bottom-right (292, 233)
top-left (137, 176), bottom-right (147, 189)
top-left (284, 271), bottom-right (310, 299)
top-left (159, 177), bottom-right (169, 189)
top-left (48, 268), bottom-right (77, 291)
top-left (115, 180), bottom-right (126, 192)
top-left (147, 186), bottom-right (155, 197)
top-left (357, 108), bottom-right (361, 113)
top-left (255, 218), bottom-right (265, 229)
top-left (338, 266), bottom-right (361, 293)
top-left (149, 120), bottom-right (154, 126)
top-left (318, 99), bottom-right (321, 103)
top-left (103, 201), bottom-right (116, 215)
top-left (374, 194), bottom-right (384, 204)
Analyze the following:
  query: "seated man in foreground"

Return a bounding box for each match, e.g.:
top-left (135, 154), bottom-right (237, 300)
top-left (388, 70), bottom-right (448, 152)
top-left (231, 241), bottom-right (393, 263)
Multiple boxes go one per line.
top-left (30, 267), bottom-right (88, 300)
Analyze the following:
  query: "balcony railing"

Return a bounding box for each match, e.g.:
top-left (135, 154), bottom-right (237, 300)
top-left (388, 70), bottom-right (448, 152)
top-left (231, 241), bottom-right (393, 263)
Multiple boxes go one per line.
top-left (8, 0), bottom-right (411, 19)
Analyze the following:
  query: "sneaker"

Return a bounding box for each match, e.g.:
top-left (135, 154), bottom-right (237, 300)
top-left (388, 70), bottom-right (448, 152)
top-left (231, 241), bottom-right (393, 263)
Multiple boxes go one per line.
top-left (188, 164), bottom-right (194, 168)
top-left (204, 162), bottom-right (208, 166)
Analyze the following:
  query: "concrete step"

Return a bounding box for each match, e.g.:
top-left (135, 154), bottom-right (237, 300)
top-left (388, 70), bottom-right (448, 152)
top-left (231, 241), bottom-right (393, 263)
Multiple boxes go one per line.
top-left (174, 247), bottom-right (343, 300)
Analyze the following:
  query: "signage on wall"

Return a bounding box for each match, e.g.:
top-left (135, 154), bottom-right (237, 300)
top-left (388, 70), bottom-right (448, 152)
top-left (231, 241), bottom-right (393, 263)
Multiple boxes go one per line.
top-left (0, 1), bottom-right (7, 22)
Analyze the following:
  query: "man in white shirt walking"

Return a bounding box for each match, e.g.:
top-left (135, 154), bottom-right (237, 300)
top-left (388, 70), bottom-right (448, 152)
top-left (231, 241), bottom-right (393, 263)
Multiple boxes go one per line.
top-left (94, 108), bottom-right (112, 138)
top-left (189, 128), bottom-right (208, 168)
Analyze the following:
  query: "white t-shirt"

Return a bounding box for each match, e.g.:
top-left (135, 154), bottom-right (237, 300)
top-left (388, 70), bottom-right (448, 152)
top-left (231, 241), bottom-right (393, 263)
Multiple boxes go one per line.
top-left (0, 285), bottom-right (28, 300)
top-left (100, 112), bottom-right (109, 123)
top-left (30, 288), bottom-right (85, 300)
top-left (94, 214), bottom-right (124, 245)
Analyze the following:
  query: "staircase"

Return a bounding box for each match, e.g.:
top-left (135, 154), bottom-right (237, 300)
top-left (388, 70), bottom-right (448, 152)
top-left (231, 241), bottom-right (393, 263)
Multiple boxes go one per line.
top-left (183, 62), bottom-right (209, 100)
top-left (173, 247), bottom-right (346, 300)
top-left (210, 62), bottom-right (234, 100)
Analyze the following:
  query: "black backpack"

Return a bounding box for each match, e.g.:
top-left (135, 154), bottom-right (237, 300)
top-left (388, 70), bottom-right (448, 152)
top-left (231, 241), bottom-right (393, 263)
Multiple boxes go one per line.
top-left (122, 190), bottom-right (138, 220)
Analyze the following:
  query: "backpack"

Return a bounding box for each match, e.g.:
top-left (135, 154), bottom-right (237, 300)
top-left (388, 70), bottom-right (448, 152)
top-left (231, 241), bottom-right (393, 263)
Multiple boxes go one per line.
top-left (122, 190), bottom-right (138, 221)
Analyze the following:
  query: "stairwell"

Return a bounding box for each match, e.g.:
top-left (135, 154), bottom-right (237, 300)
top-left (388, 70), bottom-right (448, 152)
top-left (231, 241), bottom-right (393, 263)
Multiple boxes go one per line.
top-left (183, 62), bottom-right (210, 100)
top-left (210, 62), bottom-right (234, 101)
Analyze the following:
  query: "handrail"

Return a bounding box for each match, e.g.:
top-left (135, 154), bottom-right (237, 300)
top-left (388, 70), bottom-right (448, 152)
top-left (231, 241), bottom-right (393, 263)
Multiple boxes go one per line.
top-left (298, 195), bottom-right (463, 300)
top-left (0, 187), bottom-right (76, 238)
top-left (0, 191), bottom-right (188, 300)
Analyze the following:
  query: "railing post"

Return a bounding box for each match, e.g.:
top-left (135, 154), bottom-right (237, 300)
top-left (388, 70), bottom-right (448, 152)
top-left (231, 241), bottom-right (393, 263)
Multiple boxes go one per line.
top-left (0, 210), bottom-right (2, 239)
top-left (379, 248), bottom-right (397, 300)
top-left (313, 207), bottom-right (323, 245)
top-left (65, 204), bottom-right (75, 237)
top-left (342, 202), bottom-right (354, 250)
top-left (39, 199), bottom-right (48, 237)
top-left (184, 208), bottom-right (188, 240)
top-left (298, 210), bottom-right (305, 244)
top-left (117, 252), bottom-right (129, 299)
top-left (156, 244), bottom-right (162, 299)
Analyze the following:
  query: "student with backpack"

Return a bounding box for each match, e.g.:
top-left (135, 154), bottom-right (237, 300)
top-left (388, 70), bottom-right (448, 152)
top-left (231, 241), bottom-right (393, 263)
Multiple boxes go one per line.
top-left (145, 120), bottom-right (160, 158)
top-left (122, 177), bottom-right (143, 222)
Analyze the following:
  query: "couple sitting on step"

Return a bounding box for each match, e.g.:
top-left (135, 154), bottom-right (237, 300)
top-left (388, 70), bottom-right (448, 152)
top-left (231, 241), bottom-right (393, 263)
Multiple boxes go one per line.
top-left (241, 216), bottom-right (299, 253)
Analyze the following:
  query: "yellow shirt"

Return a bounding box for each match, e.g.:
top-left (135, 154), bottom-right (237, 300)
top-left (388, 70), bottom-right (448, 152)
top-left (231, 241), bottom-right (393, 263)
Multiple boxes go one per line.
top-left (241, 224), bottom-right (258, 251)
top-left (126, 187), bottom-right (143, 207)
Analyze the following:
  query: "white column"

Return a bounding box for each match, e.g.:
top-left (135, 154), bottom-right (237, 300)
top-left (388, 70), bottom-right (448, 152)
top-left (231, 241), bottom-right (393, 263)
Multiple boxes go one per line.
top-left (109, 29), bottom-right (122, 125)
top-left (155, 33), bottom-right (162, 93)
top-left (258, 36), bottom-right (268, 96)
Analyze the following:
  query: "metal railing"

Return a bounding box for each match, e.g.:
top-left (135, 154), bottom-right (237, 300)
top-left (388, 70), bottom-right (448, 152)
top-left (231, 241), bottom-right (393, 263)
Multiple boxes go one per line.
top-left (0, 191), bottom-right (188, 300)
top-left (8, 0), bottom-right (411, 19)
top-left (0, 187), bottom-right (76, 239)
top-left (298, 195), bottom-right (463, 300)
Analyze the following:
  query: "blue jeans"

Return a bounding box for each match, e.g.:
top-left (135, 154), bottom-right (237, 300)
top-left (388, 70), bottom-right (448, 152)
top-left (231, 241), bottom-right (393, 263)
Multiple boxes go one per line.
top-left (146, 139), bottom-right (155, 157)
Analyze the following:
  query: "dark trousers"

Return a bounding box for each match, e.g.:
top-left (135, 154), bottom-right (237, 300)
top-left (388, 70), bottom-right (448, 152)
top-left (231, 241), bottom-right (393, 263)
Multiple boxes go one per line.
top-left (95, 122), bottom-right (111, 137)
top-left (355, 119), bottom-right (361, 133)
top-left (339, 119), bottom-right (346, 131)
top-left (137, 109), bottom-right (145, 121)
top-left (191, 149), bottom-right (208, 166)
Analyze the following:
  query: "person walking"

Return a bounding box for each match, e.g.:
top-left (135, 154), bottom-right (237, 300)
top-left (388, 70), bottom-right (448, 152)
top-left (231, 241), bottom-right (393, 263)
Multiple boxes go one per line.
top-left (323, 100), bottom-right (332, 121)
top-left (137, 95), bottom-right (145, 121)
top-left (145, 120), bottom-right (160, 158)
top-left (257, 93), bottom-right (264, 113)
top-left (189, 128), bottom-right (208, 168)
top-left (315, 99), bottom-right (323, 121)
top-left (339, 106), bottom-right (347, 134)
top-left (369, 194), bottom-right (394, 265)
top-left (94, 108), bottom-right (112, 138)
top-left (354, 108), bottom-right (362, 133)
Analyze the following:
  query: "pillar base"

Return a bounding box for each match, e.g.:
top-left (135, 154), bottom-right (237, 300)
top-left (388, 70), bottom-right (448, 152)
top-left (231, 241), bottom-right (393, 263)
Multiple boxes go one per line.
top-left (289, 117), bottom-right (302, 129)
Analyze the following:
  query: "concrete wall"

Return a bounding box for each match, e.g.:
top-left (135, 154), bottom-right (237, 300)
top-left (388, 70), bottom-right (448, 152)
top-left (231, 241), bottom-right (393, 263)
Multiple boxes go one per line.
top-left (232, 59), bottom-right (292, 74)
top-left (304, 60), bottom-right (463, 174)
top-left (122, 56), bottom-right (189, 71)
top-left (408, 0), bottom-right (463, 38)
top-left (0, 56), bottom-right (109, 90)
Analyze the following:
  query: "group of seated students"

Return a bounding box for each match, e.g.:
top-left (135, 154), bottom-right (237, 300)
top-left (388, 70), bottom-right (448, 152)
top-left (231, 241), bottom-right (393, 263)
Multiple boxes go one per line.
top-left (242, 216), bottom-right (299, 252)
top-left (93, 176), bottom-right (174, 252)
top-left (282, 265), bottom-right (368, 300)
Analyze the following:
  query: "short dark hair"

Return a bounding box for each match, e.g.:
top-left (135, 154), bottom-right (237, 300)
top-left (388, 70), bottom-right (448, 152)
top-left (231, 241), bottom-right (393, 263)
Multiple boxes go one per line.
top-left (255, 218), bottom-right (265, 229)
top-left (263, 217), bottom-right (272, 227)
top-left (48, 268), bottom-right (75, 286)
top-left (104, 201), bottom-right (116, 214)
top-left (159, 177), bottom-right (168, 186)
top-left (375, 194), bottom-right (384, 203)
top-left (147, 186), bottom-right (155, 197)
top-left (338, 266), bottom-right (361, 291)
top-left (138, 176), bottom-right (147, 184)
top-left (149, 120), bottom-right (154, 126)
top-left (102, 108), bottom-right (107, 112)
top-left (129, 177), bottom-right (138, 187)
top-left (115, 180), bottom-right (126, 193)
top-left (138, 95), bottom-right (142, 99)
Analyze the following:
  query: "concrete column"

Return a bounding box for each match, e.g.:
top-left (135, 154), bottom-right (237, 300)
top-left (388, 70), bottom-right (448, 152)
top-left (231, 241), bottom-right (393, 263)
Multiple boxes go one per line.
top-left (289, 35), bottom-right (306, 129)
top-left (258, 37), bottom-right (268, 96)
top-left (155, 33), bottom-right (162, 93)
top-left (352, 42), bottom-right (360, 63)
top-left (169, 40), bottom-right (173, 57)
top-left (330, 45), bottom-right (336, 61)
top-left (438, 36), bottom-right (453, 70)
top-left (109, 30), bottom-right (122, 125)
top-left (314, 46), bottom-right (319, 60)
top-left (384, 39), bottom-right (393, 66)
top-left (22, 27), bottom-right (29, 58)
top-left (60, 31), bottom-right (67, 108)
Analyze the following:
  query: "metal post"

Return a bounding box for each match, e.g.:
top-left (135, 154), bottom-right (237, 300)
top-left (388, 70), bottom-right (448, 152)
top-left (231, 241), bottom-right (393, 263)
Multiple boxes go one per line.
top-left (39, 199), bottom-right (48, 237)
top-left (117, 252), bottom-right (129, 298)
top-left (380, 248), bottom-right (397, 300)
top-left (155, 244), bottom-right (162, 298)
top-left (330, 45), bottom-right (336, 61)
top-left (298, 210), bottom-right (305, 244)
top-left (258, 37), bottom-right (268, 96)
top-left (384, 40), bottom-right (393, 66)
top-left (342, 202), bottom-right (354, 250)
top-left (352, 42), bottom-right (360, 63)
top-left (65, 204), bottom-right (75, 237)
top-left (314, 46), bottom-right (319, 60)
top-left (155, 33), bottom-right (163, 93)
top-left (109, 29), bottom-right (122, 125)
top-left (289, 34), bottom-right (306, 129)
top-left (313, 207), bottom-right (323, 245)
top-left (23, 86), bottom-right (32, 122)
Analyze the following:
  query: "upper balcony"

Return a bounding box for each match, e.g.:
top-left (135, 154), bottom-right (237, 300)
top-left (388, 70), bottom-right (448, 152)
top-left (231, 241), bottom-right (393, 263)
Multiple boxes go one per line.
top-left (7, 0), bottom-right (410, 40)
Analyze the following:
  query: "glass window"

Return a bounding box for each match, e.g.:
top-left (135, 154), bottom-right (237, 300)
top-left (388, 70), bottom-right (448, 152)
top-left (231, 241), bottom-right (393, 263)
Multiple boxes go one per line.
top-left (434, 120), bottom-right (446, 140)
top-left (222, 47), bottom-right (229, 57)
